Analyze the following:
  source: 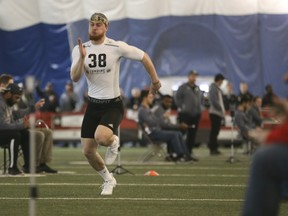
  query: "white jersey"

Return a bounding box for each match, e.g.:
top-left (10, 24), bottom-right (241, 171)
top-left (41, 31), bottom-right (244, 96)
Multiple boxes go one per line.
top-left (71, 37), bottom-right (145, 99)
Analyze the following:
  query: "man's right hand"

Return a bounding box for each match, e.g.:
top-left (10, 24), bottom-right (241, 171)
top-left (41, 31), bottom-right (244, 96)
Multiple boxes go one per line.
top-left (78, 38), bottom-right (86, 59)
top-left (179, 122), bottom-right (188, 130)
top-left (23, 117), bottom-right (30, 128)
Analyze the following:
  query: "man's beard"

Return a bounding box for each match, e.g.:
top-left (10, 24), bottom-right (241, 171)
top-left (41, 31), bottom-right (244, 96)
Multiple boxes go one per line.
top-left (6, 98), bottom-right (15, 107)
top-left (89, 32), bottom-right (104, 41)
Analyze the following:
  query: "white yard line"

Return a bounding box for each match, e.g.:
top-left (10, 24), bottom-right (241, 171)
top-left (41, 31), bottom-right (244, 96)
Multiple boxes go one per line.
top-left (0, 183), bottom-right (245, 187)
top-left (0, 197), bottom-right (244, 202)
top-left (0, 172), bottom-right (248, 178)
top-left (57, 173), bottom-right (248, 177)
top-left (69, 161), bottom-right (249, 170)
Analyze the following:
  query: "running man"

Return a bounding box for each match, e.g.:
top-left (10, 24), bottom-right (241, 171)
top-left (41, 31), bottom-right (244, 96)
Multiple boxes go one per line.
top-left (70, 12), bottom-right (161, 195)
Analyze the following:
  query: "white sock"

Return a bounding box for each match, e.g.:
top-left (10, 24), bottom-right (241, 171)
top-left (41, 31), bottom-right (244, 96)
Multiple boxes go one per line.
top-left (112, 135), bottom-right (119, 146)
top-left (98, 167), bottom-right (113, 181)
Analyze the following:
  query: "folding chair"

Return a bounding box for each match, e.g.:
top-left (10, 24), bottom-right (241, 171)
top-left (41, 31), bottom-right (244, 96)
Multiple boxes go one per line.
top-left (137, 125), bottom-right (167, 162)
top-left (0, 120), bottom-right (48, 174)
top-left (0, 139), bottom-right (14, 174)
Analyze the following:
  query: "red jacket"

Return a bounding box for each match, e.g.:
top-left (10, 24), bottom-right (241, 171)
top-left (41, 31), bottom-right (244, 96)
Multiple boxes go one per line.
top-left (265, 120), bottom-right (288, 144)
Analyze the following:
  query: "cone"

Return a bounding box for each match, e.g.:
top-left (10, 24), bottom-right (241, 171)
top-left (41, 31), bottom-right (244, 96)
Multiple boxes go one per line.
top-left (144, 170), bottom-right (159, 176)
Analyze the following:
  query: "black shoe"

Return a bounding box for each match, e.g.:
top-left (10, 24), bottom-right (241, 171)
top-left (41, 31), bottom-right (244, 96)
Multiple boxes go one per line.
top-left (177, 157), bottom-right (193, 164)
top-left (38, 163), bottom-right (58, 173)
top-left (22, 166), bottom-right (30, 174)
top-left (210, 150), bottom-right (221, 156)
top-left (8, 167), bottom-right (22, 175)
top-left (22, 166), bottom-right (42, 174)
top-left (167, 154), bottom-right (180, 163)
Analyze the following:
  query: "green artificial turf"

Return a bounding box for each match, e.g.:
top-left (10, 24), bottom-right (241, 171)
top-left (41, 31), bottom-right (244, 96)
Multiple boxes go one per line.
top-left (0, 146), bottom-right (287, 216)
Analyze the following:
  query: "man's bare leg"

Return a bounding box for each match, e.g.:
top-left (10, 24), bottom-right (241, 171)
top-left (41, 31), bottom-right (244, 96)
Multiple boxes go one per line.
top-left (81, 133), bottom-right (117, 195)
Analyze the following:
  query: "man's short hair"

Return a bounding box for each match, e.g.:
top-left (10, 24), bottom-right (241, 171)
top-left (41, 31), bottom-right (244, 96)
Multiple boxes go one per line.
top-left (140, 89), bottom-right (150, 102)
top-left (214, 73), bottom-right (225, 82)
top-left (162, 94), bottom-right (173, 100)
top-left (188, 70), bottom-right (198, 76)
top-left (0, 74), bottom-right (13, 85)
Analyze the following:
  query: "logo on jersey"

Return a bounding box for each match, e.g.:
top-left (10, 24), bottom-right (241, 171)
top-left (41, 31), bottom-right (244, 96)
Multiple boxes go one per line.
top-left (90, 69), bottom-right (105, 74)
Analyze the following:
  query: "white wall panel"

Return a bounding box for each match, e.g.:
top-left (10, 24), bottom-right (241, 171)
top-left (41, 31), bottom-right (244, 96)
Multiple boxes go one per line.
top-left (1, 0), bottom-right (288, 31)
top-left (0, 0), bottom-right (40, 30)
top-left (259, 0), bottom-right (288, 14)
top-left (39, 0), bottom-right (85, 24)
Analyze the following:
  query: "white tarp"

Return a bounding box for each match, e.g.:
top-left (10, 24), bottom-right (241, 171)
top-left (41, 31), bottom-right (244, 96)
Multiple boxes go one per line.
top-left (1, 0), bottom-right (288, 30)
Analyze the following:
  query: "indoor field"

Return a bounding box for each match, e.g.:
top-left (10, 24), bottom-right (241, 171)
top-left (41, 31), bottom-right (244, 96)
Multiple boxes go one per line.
top-left (1, 146), bottom-right (287, 216)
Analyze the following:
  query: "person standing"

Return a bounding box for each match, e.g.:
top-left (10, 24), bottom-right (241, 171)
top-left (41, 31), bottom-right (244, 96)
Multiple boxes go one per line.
top-left (208, 73), bottom-right (225, 155)
top-left (174, 70), bottom-right (203, 159)
top-left (70, 12), bottom-right (161, 195)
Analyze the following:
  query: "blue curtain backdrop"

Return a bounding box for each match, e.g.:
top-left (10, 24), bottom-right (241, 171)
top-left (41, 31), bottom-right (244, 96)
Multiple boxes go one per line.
top-left (0, 1), bottom-right (288, 98)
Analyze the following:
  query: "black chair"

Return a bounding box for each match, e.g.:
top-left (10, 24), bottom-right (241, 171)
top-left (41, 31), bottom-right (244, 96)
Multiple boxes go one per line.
top-left (137, 125), bottom-right (167, 162)
top-left (0, 139), bottom-right (14, 174)
top-left (0, 120), bottom-right (47, 175)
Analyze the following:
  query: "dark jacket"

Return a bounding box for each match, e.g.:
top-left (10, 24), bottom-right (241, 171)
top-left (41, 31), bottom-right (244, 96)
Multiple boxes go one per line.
top-left (0, 94), bottom-right (34, 130)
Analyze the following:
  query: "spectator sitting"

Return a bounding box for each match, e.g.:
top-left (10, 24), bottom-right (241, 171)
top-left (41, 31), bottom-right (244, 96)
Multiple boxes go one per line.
top-left (0, 74), bottom-right (13, 92)
top-left (138, 90), bottom-right (192, 162)
top-left (152, 95), bottom-right (188, 131)
top-left (246, 96), bottom-right (263, 128)
top-left (128, 87), bottom-right (141, 110)
top-left (59, 81), bottom-right (80, 147)
top-left (0, 83), bottom-right (29, 175)
top-left (120, 88), bottom-right (130, 109)
top-left (36, 81), bottom-right (58, 112)
top-left (152, 95), bottom-right (199, 162)
top-left (1, 80), bottom-right (57, 174)
top-left (238, 82), bottom-right (254, 104)
top-left (234, 96), bottom-right (258, 153)
top-left (262, 84), bottom-right (278, 108)
top-left (59, 81), bottom-right (79, 112)
top-left (223, 82), bottom-right (238, 114)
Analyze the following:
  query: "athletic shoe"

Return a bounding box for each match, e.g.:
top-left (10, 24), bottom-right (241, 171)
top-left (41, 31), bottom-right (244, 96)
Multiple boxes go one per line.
top-left (37, 163), bottom-right (58, 174)
top-left (177, 157), bottom-right (193, 164)
top-left (105, 136), bottom-right (119, 165)
top-left (22, 165), bottom-right (42, 174)
top-left (22, 166), bottom-right (30, 174)
top-left (8, 167), bottom-right (22, 175)
top-left (210, 150), bottom-right (222, 156)
top-left (100, 176), bottom-right (117, 195)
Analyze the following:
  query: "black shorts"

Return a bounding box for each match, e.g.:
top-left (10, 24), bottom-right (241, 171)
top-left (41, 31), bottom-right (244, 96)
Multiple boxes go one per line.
top-left (81, 96), bottom-right (125, 138)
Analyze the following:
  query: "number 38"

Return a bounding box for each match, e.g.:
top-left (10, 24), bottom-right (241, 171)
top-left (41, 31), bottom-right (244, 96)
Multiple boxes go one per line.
top-left (88, 54), bottom-right (106, 67)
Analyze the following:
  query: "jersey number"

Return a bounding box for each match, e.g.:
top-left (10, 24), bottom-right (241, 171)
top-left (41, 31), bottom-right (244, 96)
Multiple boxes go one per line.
top-left (88, 54), bottom-right (107, 67)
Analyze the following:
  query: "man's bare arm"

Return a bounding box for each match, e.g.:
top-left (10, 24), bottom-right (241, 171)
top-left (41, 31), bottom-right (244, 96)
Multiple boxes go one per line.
top-left (141, 52), bottom-right (161, 94)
